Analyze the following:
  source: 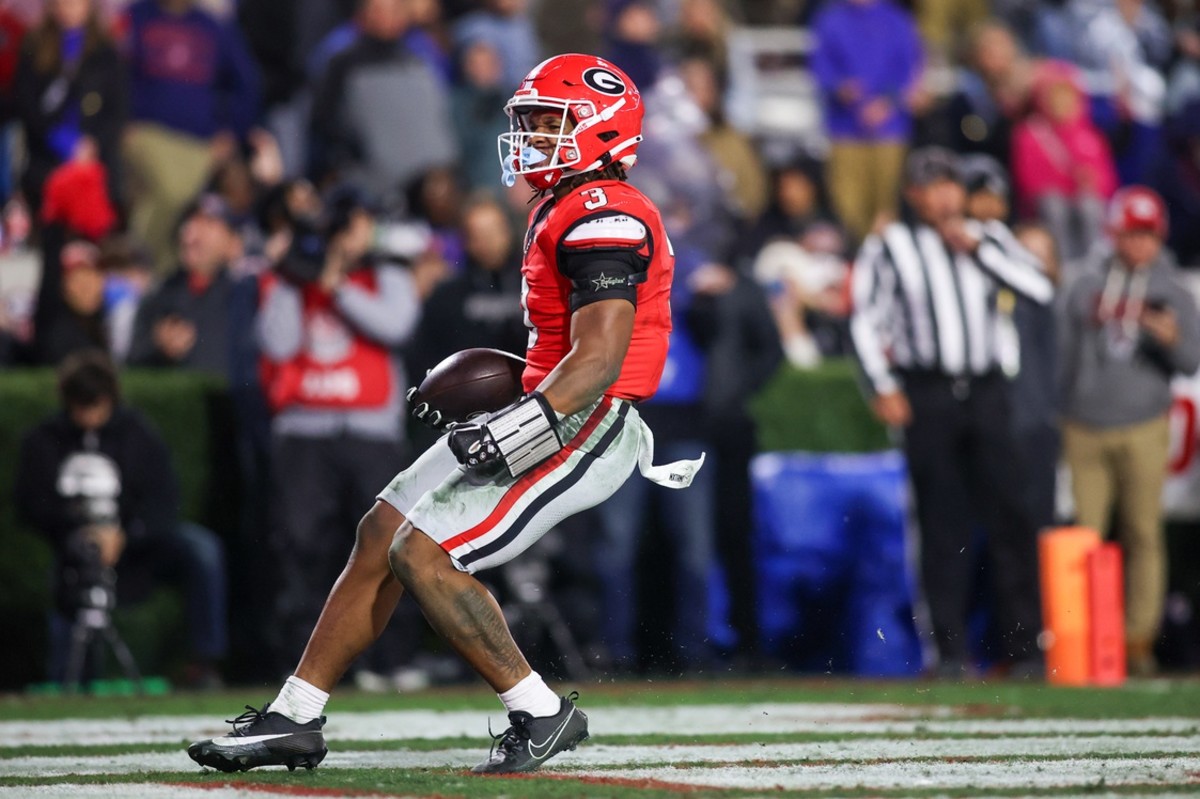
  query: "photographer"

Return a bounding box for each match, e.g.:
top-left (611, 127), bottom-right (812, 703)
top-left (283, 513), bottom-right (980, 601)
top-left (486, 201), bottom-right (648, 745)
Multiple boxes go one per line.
top-left (14, 350), bottom-right (228, 687)
top-left (257, 185), bottom-right (428, 680)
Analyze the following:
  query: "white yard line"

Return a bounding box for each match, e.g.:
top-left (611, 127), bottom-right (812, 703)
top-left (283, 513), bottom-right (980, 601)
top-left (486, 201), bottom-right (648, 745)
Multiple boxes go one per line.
top-left (4, 788), bottom-right (1200, 799)
top-left (1, 705), bottom-right (1196, 747)
top-left (0, 754), bottom-right (1197, 795)
top-left (0, 788), bottom-right (402, 799)
top-left (4, 736), bottom-right (1199, 778)
top-left (581, 756), bottom-right (1200, 791)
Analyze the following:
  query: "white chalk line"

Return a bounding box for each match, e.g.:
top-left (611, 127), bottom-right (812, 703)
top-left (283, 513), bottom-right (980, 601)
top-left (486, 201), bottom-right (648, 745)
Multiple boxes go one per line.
top-left (579, 756), bottom-right (1200, 791)
top-left (1, 704), bottom-right (1197, 748)
top-left (3, 736), bottom-right (1199, 779)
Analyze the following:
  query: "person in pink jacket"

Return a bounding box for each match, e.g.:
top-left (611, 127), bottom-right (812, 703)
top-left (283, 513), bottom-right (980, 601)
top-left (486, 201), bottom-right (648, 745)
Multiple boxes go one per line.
top-left (1012, 60), bottom-right (1118, 264)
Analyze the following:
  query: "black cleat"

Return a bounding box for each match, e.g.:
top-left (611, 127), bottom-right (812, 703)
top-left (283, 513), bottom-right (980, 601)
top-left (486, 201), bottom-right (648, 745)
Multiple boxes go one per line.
top-left (188, 704), bottom-right (327, 772)
top-left (471, 692), bottom-right (589, 774)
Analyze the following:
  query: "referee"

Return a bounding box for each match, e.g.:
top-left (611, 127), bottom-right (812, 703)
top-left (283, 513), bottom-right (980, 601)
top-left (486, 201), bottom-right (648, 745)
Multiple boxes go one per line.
top-left (850, 147), bottom-right (1054, 678)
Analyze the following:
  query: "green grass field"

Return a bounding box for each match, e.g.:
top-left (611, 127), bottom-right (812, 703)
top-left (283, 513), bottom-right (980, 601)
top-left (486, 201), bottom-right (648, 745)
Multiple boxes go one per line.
top-left (2, 677), bottom-right (1198, 797)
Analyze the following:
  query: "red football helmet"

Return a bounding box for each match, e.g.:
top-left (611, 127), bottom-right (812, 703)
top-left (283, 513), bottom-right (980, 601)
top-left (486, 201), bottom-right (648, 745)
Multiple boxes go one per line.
top-left (1107, 185), bottom-right (1168, 238)
top-left (498, 53), bottom-right (644, 191)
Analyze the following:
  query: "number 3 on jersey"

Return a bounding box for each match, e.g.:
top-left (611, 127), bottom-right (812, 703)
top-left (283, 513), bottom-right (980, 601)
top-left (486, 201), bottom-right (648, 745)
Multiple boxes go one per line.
top-left (581, 185), bottom-right (674, 254)
top-left (582, 187), bottom-right (608, 210)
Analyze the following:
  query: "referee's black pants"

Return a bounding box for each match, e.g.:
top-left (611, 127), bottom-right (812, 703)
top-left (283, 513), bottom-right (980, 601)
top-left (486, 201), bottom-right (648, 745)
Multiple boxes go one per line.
top-left (901, 370), bottom-right (1042, 665)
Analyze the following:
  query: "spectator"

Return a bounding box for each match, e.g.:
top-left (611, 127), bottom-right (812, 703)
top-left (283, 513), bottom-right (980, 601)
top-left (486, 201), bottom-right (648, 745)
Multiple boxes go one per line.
top-left (451, 0), bottom-right (541, 92)
top-left (204, 128), bottom-right (286, 262)
top-left (688, 260), bottom-right (782, 672)
top-left (13, 0), bottom-right (127, 218)
top-left (451, 40), bottom-right (511, 195)
top-left (308, 0), bottom-right (456, 200)
top-left (1153, 25), bottom-right (1200, 266)
top-left (678, 55), bottom-right (768, 226)
top-left (593, 248), bottom-right (718, 676)
top-left (810, 0), bottom-right (927, 242)
top-left (256, 187), bottom-right (423, 678)
top-left (941, 19), bottom-right (1037, 168)
top-left (14, 350), bottom-right (228, 688)
top-left (127, 193), bottom-right (252, 375)
top-left (734, 156), bottom-right (844, 269)
top-left (673, 0), bottom-right (735, 70)
top-left (121, 0), bottom-right (260, 272)
top-left (98, 233), bottom-right (154, 363)
top-left (752, 238), bottom-right (851, 368)
top-left (1069, 0), bottom-right (1170, 185)
top-left (1011, 60), bottom-right (1118, 263)
top-left (1011, 222), bottom-right (1062, 532)
top-left (30, 163), bottom-right (120, 377)
top-left (1059, 186), bottom-right (1200, 677)
top-left (635, 71), bottom-right (738, 260)
top-left (532, 0), bottom-right (599, 60)
top-left (849, 147), bottom-right (1053, 678)
top-left (963, 153), bottom-right (1061, 535)
top-left (406, 166), bottom-right (465, 274)
top-left (914, 0), bottom-right (989, 65)
top-left (603, 0), bottom-right (664, 92)
top-left (408, 195), bottom-right (526, 377)
top-left (306, 0), bottom-right (448, 86)
top-left (32, 239), bottom-right (108, 365)
top-left (961, 153), bottom-right (1012, 224)
top-left (0, 6), bottom-right (28, 203)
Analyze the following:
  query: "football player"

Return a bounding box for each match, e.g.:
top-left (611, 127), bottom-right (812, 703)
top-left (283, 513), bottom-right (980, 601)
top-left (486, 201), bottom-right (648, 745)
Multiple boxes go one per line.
top-left (188, 53), bottom-right (703, 775)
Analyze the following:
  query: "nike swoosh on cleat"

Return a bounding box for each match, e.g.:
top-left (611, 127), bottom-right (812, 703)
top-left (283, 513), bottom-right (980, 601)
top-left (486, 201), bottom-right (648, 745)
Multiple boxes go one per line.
top-left (527, 709), bottom-right (576, 761)
top-left (210, 733), bottom-right (295, 746)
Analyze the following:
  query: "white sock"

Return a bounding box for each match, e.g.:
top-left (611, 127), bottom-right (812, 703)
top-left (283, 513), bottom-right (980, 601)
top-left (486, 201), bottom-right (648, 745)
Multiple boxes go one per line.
top-left (270, 676), bottom-right (330, 723)
top-left (498, 671), bottom-right (560, 717)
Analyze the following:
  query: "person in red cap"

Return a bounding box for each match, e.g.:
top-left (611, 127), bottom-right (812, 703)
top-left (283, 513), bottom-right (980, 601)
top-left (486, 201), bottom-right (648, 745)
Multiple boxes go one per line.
top-left (1059, 185), bottom-right (1200, 677)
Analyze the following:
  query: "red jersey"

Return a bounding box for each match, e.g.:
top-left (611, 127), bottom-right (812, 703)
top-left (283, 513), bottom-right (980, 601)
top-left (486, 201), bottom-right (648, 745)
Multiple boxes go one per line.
top-left (521, 180), bottom-right (674, 402)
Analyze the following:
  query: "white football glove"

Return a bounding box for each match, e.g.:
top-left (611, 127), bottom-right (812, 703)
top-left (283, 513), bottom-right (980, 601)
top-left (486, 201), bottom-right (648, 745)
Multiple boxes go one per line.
top-left (448, 392), bottom-right (560, 484)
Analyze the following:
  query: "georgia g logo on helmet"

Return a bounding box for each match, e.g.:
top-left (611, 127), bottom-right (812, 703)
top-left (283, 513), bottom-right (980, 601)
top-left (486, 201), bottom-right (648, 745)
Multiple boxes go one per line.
top-left (582, 67), bottom-right (626, 96)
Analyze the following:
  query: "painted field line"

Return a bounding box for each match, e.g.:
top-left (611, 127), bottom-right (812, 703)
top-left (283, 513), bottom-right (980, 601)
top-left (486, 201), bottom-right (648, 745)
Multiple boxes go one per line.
top-left (0, 703), bottom-right (921, 747)
top-left (2, 705), bottom-right (1198, 748)
top-left (573, 755), bottom-right (1200, 791)
top-left (8, 788), bottom-right (1200, 799)
top-left (0, 787), bottom-right (401, 798)
top-left (4, 735), bottom-right (1200, 778)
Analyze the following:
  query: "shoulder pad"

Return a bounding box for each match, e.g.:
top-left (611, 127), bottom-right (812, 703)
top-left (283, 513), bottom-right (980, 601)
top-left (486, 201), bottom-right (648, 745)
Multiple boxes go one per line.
top-left (561, 213), bottom-right (648, 251)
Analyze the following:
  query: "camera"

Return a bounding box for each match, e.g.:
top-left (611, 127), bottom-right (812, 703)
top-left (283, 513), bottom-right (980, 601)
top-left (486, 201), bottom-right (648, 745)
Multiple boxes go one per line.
top-left (55, 528), bottom-right (117, 617)
top-left (53, 450), bottom-right (122, 617)
top-left (277, 188), bottom-right (361, 285)
top-left (277, 184), bottom-right (433, 284)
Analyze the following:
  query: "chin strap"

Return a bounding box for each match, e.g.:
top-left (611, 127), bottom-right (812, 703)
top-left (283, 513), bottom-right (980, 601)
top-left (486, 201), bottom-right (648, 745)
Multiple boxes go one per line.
top-left (632, 416), bottom-right (706, 489)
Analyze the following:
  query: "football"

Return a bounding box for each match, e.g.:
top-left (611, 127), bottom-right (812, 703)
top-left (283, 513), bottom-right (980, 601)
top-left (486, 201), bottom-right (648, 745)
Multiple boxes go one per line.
top-left (409, 348), bottom-right (526, 427)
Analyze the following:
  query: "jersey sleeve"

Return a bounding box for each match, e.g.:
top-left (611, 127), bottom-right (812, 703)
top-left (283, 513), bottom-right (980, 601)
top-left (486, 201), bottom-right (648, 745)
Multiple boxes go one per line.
top-left (556, 210), bottom-right (653, 313)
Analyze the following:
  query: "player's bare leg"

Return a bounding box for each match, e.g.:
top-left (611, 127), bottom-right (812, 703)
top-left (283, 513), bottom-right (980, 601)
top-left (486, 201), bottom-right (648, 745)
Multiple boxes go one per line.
top-left (295, 500), bottom-right (408, 691)
top-left (388, 521), bottom-right (589, 773)
top-left (187, 500), bottom-right (407, 772)
top-left (387, 519), bottom-right (529, 690)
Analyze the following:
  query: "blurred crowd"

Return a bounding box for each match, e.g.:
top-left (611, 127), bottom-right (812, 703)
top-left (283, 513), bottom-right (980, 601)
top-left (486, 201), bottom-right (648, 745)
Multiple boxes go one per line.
top-left (4, 0), bottom-right (1200, 688)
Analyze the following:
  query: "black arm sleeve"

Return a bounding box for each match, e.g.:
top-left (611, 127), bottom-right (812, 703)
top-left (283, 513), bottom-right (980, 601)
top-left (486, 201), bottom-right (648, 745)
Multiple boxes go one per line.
top-left (557, 247), bottom-right (650, 312)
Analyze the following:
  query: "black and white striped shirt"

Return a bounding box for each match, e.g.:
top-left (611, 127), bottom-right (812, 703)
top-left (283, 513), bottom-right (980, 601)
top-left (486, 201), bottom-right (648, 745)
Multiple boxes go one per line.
top-left (850, 219), bottom-right (1054, 395)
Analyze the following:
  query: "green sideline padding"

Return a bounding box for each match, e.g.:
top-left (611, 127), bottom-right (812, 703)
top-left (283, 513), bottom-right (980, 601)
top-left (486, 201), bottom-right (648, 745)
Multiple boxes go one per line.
top-left (750, 360), bottom-right (890, 453)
